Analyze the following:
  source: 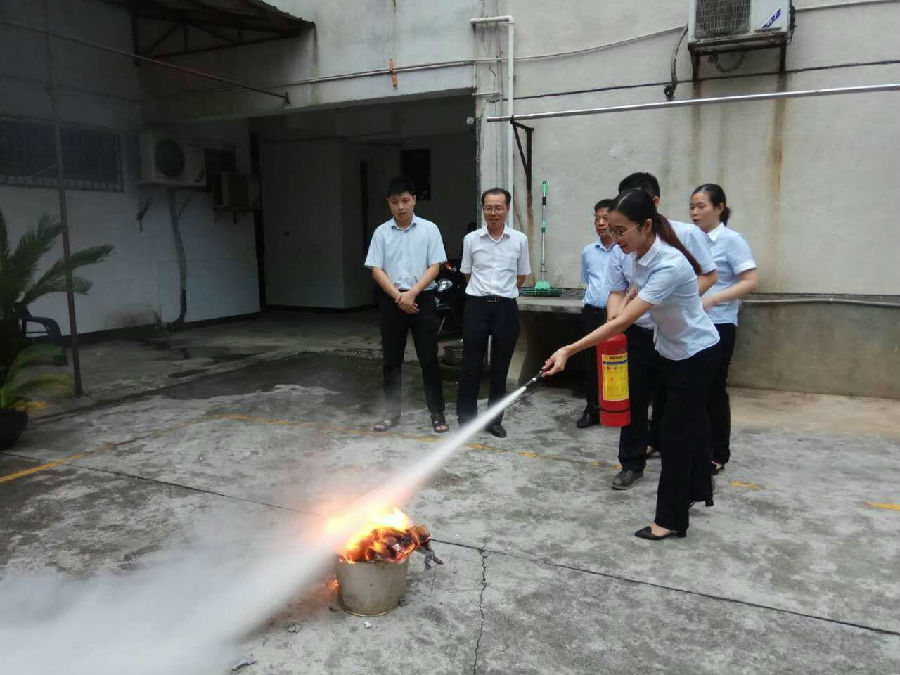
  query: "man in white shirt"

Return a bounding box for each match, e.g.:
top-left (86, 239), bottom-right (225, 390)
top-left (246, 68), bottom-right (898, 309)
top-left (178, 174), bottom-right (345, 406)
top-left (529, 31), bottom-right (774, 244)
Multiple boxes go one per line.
top-left (456, 187), bottom-right (531, 438)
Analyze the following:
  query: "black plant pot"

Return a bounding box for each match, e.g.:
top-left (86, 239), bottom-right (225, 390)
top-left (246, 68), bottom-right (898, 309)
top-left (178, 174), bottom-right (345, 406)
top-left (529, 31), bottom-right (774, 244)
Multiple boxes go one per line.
top-left (0, 409), bottom-right (28, 450)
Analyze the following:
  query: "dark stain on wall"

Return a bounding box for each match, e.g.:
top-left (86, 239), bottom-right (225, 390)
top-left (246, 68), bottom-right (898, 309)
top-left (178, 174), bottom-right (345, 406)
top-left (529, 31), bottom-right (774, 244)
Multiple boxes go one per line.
top-left (690, 79), bottom-right (704, 190)
top-left (767, 72), bottom-right (788, 289)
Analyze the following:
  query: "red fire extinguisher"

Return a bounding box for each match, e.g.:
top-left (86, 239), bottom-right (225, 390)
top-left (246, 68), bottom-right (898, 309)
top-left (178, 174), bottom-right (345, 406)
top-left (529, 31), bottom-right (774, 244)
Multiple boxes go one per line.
top-left (597, 333), bottom-right (630, 427)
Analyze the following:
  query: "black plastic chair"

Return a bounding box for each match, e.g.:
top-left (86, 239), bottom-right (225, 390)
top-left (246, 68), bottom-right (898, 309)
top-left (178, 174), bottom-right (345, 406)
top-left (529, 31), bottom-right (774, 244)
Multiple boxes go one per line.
top-left (13, 303), bottom-right (68, 365)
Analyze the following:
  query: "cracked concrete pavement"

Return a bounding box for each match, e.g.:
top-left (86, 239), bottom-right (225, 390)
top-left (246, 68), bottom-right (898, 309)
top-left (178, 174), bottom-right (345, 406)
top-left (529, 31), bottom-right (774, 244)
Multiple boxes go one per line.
top-left (3, 312), bottom-right (900, 674)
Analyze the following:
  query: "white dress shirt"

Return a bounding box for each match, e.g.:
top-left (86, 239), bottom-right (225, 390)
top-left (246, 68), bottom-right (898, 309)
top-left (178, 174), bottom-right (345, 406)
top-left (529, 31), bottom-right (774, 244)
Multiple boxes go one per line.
top-left (460, 226), bottom-right (531, 298)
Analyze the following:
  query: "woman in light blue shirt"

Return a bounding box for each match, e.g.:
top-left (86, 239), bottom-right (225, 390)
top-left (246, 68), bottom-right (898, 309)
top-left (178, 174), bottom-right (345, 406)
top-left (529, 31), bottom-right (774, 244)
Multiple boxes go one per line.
top-left (690, 184), bottom-right (758, 475)
top-left (544, 189), bottom-right (720, 541)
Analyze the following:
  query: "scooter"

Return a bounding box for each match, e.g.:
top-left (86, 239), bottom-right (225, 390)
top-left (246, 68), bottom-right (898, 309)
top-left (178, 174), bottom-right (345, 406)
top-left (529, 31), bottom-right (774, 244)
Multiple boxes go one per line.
top-left (435, 259), bottom-right (466, 337)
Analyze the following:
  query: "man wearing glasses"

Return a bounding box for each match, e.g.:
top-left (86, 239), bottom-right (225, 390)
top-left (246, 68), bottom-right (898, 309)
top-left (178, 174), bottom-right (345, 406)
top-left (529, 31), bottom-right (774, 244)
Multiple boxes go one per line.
top-left (576, 198), bottom-right (617, 428)
top-left (456, 187), bottom-right (531, 438)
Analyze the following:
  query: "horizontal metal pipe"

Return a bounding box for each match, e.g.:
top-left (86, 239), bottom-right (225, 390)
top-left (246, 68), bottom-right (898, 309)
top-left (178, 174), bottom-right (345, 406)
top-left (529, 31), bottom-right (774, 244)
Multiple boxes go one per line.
top-left (744, 297), bottom-right (899, 308)
top-left (796, 0), bottom-right (900, 12)
top-left (486, 82), bottom-right (900, 122)
top-left (0, 17), bottom-right (290, 105)
top-left (470, 15), bottom-right (515, 24)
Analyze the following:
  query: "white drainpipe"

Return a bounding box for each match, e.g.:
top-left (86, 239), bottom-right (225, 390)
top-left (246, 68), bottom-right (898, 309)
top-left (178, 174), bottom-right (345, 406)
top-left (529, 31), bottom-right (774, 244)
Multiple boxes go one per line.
top-left (470, 15), bottom-right (516, 228)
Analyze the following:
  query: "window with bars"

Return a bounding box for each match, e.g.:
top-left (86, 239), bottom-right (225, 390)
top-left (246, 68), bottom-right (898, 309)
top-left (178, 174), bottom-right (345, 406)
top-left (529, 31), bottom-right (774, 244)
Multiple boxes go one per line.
top-left (0, 119), bottom-right (123, 192)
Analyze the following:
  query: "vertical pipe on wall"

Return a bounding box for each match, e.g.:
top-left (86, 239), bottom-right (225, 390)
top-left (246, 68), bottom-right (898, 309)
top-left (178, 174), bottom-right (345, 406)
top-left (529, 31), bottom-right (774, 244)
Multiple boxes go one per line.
top-left (43, 0), bottom-right (83, 397)
top-left (470, 15), bottom-right (515, 227)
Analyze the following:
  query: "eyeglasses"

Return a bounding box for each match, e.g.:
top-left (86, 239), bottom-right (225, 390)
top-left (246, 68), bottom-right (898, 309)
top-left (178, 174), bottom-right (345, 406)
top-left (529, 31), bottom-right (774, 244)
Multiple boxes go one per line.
top-left (608, 224), bottom-right (640, 239)
top-left (483, 206), bottom-right (507, 214)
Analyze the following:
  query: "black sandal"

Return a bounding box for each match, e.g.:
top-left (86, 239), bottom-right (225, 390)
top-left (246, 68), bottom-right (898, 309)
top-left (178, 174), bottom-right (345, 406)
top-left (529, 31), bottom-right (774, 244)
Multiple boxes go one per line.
top-left (431, 413), bottom-right (449, 434)
top-left (372, 417), bottom-right (399, 432)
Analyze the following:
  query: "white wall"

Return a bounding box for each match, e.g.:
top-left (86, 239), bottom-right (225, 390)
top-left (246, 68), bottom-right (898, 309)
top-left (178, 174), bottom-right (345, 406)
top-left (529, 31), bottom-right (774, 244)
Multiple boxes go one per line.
top-left (141, 0), bottom-right (482, 123)
top-left (0, 0), bottom-right (260, 333)
top-left (477, 0), bottom-right (900, 295)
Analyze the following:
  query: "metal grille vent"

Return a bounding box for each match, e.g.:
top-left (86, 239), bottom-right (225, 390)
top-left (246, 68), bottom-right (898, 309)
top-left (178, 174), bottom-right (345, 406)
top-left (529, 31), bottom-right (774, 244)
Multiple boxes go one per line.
top-left (695, 0), bottom-right (752, 39)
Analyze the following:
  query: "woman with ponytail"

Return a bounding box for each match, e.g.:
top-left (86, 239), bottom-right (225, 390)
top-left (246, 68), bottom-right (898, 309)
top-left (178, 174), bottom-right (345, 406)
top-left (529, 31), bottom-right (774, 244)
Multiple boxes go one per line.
top-left (690, 184), bottom-right (758, 475)
top-left (543, 189), bottom-right (720, 541)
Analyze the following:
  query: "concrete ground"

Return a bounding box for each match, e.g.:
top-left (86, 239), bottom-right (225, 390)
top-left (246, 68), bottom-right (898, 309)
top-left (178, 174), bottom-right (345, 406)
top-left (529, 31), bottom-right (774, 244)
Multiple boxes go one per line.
top-left (3, 312), bottom-right (899, 674)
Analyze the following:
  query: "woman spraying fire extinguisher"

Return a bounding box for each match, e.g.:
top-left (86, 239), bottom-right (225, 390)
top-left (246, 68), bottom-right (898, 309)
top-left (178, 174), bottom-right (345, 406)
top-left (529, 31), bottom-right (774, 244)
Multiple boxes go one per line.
top-left (543, 189), bottom-right (720, 541)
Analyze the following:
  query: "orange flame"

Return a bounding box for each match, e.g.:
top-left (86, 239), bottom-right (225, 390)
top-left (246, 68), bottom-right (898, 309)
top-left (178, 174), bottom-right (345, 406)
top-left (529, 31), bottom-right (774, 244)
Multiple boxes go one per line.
top-left (335, 508), bottom-right (430, 564)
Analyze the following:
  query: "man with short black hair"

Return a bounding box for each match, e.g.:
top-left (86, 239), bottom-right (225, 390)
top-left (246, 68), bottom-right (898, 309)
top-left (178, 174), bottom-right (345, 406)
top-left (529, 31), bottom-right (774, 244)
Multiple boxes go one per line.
top-left (576, 198), bottom-right (617, 428)
top-left (365, 176), bottom-right (449, 434)
top-left (456, 187), bottom-right (531, 438)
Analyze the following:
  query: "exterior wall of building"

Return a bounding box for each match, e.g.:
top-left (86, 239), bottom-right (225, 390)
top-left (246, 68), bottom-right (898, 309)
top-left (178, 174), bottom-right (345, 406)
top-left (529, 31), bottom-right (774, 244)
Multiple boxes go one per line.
top-left (472, 0), bottom-right (900, 397)
top-left (3, 0), bottom-right (895, 394)
top-left (0, 1), bottom-right (260, 334)
top-left (141, 0), bottom-right (483, 123)
top-left (476, 0), bottom-right (900, 296)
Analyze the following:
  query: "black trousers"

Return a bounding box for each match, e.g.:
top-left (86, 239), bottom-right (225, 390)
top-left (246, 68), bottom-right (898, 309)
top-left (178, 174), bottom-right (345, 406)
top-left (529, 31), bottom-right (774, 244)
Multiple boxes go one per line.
top-left (709, 323), bottom-right (737, 466)
top-left (456, 296), bottom-right (519, 424)
top-left (578, 305), bottom-right (607, 415)
top-left (655, 343), bottom-right (720, 533)
top-left (378, 290), bottom-right (444, 419)
top-left (618, 325), bottom-right (664, 472)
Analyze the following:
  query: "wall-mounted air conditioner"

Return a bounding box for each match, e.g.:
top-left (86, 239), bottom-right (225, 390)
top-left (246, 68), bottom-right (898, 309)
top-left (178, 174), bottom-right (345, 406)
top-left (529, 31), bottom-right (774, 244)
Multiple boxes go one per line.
top-left (139, 130), bottom-right (206, 187)
top-left (688, 0), bottom-right (790, 48)
top-left (213, 172), bottom-right (260, 211)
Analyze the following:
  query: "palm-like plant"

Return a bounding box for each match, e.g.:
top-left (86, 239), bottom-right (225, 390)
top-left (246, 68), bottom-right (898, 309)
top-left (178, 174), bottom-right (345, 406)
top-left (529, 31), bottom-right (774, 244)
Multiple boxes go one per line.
top-left (0, 207), bottom-right (113, 369)
top-left (0, 344), bottom-right (73, 410)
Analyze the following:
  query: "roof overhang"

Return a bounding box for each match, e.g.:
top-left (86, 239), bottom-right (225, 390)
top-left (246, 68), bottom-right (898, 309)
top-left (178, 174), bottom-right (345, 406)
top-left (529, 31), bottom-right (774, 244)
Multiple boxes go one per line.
top-left (104, 0), bottom-right (312, 59)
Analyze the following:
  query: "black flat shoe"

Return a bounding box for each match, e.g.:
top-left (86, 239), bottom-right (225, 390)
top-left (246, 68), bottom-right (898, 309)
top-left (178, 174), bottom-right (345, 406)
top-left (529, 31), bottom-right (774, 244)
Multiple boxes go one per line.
top-left (486, 422), bottom-right (507, 438)
top-left (576, 411), bottom-right (599, 428)
top-left (634, 526), bottom-right (685, 540)
top-left (711, 462), bottom-right (725, 476)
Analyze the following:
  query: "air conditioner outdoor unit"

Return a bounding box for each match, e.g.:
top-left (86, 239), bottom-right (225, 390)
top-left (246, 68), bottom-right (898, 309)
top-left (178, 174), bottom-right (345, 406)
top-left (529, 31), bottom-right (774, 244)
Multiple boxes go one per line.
top-left (688, 0), bottom-right (790, 48)
top-left (139, 130), bottom-right (207, 187)
top-left (213, 172), bottom-right (260, 211)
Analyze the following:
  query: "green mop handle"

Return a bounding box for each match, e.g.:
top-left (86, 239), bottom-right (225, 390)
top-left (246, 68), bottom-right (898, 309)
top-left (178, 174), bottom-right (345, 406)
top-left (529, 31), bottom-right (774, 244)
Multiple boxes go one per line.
top-left (541, 181), bottom-right (548, 233)
top-left (539, 181), bottom-right (548, 279)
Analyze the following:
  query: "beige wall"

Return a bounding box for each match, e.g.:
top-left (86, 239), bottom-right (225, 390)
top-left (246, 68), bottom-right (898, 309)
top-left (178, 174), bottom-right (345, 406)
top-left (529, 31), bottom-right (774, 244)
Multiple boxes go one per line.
top-left (477, 0), bottom-right (900, 296)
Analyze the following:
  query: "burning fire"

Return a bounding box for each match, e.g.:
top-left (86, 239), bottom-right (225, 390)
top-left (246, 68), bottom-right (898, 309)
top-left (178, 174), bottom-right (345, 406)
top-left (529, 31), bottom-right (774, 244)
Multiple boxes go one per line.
top-left (333, 508), bottom-right (433, 564)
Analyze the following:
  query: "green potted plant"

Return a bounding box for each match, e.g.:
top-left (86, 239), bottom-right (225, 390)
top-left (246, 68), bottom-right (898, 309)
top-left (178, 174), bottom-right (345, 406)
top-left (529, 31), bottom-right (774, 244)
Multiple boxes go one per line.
top-left (0, 344), bottom-right (73, 449)
top-left (0, 207), bottom-right (112, 367)
top-left (0, 207), bottom-right (112, 446)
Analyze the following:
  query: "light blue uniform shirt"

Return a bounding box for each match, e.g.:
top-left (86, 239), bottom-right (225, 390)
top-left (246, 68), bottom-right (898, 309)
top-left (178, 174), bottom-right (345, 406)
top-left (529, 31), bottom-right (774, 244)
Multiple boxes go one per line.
top-left (670, 220), bottom-right (716, 274)
top-left (703, 223), bottom-right (757, 325)
top-left (606, 219), bottom-right (717, 331)
top-left (607, 246), bottom-right (654, 329)
top-left (581, 239), bottom-right (616, 307)
top-left (634, 237), bottom-right (720, 361)
top-left (364, 215), bottom-right (447, 291)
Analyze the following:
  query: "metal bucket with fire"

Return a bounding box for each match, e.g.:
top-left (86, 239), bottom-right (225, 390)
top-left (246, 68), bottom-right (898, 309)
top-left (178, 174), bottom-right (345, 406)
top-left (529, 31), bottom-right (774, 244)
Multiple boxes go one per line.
top-left (334, 509), bottom-right (443, 616)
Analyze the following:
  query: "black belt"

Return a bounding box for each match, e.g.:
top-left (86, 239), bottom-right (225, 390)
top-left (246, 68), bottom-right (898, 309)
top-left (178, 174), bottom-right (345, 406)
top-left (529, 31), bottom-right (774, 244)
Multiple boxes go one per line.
top-left (470, 295), bottom-right (515, 303)
top-left (582, 304), bottom-right (606, 312)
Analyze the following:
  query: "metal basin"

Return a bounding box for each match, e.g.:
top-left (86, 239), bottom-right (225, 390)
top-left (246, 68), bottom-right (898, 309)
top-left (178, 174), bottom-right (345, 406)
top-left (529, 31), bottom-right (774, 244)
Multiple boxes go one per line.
top-left (334, 557), bottom-right (409, 616)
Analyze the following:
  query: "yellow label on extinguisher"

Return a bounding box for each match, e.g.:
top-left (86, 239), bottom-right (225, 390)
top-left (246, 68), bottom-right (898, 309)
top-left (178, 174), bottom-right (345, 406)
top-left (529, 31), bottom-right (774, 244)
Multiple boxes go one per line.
top-left (602, 352), bottom-right (629, 402)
